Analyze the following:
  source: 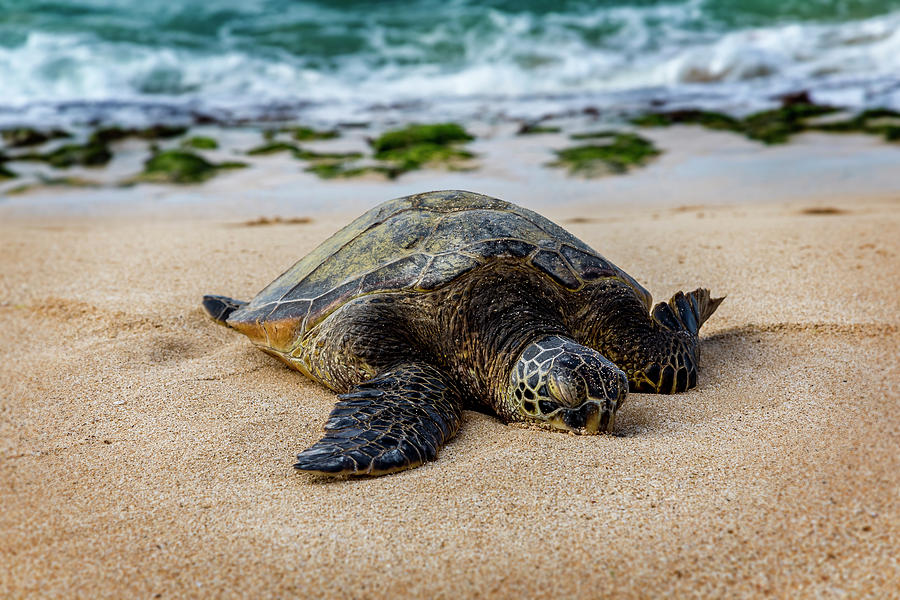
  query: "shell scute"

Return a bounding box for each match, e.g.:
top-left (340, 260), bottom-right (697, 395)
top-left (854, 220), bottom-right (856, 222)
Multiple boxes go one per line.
top-left (413, 189), bottom-right (511, 213)
top-left (463, 239), bottom-right (536, 260)
top-left (361, 254), bottom-right (432, 294)
top-left (531, 250), bottom-right (582, 290)
top-left (266, 298), bottom-right (312, 322)
top-left (559, 244), bottom-right (616, 280)
top-left (309, 279), bottom-right (364, 326)
top-left (422, 209), bottom-right (546, 254)
top-left (418, 252), bottom-right (481, 290)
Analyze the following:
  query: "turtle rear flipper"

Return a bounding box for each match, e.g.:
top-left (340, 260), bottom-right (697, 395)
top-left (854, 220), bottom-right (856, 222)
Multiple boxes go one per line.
top-left (202, 295), bottom-right (247, 326)
top-left (295, 363), bottom-right (462, 477)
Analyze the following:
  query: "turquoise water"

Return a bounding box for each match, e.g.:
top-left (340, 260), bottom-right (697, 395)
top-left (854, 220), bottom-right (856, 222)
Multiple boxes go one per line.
top-left (1, 0), bottom-right (899, 125)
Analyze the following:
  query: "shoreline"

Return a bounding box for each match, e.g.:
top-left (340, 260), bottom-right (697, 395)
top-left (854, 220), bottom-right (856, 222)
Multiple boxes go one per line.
top-left (3, 112), bottom-right (900, 220)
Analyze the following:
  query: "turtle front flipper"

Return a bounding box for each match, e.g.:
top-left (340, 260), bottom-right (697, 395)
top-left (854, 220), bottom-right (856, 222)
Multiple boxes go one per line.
top-left (594, 287), bottom-right (724, 394)
top-left (294, 362), bottom-right (463, 477)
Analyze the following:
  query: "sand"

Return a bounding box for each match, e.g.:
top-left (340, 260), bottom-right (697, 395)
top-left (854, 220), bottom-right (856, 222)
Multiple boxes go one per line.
top-left (1, 185), bottom-right (899, 597)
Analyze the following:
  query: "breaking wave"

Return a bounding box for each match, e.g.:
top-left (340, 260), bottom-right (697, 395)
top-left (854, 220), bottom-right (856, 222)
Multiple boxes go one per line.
top-left (1, 0), bottom-right (899, 126)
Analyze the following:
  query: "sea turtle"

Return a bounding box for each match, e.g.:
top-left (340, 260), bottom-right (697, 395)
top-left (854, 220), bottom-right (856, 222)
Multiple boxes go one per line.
top-left (203, 190), bottom-right (723, 476)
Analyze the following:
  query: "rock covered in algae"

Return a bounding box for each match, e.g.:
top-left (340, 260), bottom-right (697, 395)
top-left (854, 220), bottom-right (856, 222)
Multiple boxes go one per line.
top-left (182, 136), bottom-right (219, 150)
top-left (369, 123), bottom-right (476, 173)
top-left (305, 163), bottom-right (401, 180)
top-left (1, 128), bottom-right (71, 148)
top-left (43, 142), bottom-right (113, 168)
top-left (370, 123), bottom-right (473, 153)
top-left (263, 126), bottom-right (339, 142)
top-left (549, 133), bottom-right (661, 177)
top-left (90, 125), bottom-right (188, 145)
top-left (139, 150), bottom-right (246, 184)
top-left (626, 101), bottom-right (900, 145)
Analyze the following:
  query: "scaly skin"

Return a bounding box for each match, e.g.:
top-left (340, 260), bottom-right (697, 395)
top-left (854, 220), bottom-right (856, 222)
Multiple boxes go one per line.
top-left (294, 362), bottom-right (462, 476)
top-left (508, 334), bottom-right (627, 433)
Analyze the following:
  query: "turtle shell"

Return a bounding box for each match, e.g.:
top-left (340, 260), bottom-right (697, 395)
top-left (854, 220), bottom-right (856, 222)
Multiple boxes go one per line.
top-left (228, 190), bottom-right (651, 350)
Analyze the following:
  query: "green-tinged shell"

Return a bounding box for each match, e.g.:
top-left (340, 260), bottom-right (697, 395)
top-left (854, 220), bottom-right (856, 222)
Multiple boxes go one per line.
top-left (227, 190), bottom-right (651, 350)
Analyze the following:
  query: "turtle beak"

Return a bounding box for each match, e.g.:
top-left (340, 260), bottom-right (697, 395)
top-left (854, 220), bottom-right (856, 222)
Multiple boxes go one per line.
top-left (582, 403), bottom-right (602, 433)
top-left (546, 399), bottom-right (618, 434)
top-left (566, 401), bottom-right (602, 433)
top-left (547, 369), bottom-right (626, 433)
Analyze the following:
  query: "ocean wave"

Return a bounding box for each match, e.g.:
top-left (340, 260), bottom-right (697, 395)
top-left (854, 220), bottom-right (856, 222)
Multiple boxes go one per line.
top-left (1, 3), bottom-right (899, 126)
top-left (659, 12), bottom-right (900, 86)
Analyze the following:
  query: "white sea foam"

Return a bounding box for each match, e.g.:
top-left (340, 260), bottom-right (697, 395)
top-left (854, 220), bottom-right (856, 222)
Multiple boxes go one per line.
top-left (658, 13), bottom-right (900, 87)
top-left (0, 7), bottom-right (899, 127)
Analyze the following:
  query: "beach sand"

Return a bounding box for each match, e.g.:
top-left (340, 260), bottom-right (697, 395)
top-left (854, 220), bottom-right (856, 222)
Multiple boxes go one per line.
top-left (1, 169), bottom-right (899, 596)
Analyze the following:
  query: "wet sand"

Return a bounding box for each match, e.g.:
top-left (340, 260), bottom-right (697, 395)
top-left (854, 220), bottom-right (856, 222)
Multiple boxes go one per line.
top-left (1, 180), bottom-right (899, 596)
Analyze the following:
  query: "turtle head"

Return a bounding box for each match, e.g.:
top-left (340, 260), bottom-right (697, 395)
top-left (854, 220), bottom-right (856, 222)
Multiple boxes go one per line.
top-left (507, 335), bottom-right (627, 433)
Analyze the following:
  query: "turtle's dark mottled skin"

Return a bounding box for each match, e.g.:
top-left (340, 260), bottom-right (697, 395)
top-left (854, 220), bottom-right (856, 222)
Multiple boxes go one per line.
top-left (203, 190), bottom-right (723, 476)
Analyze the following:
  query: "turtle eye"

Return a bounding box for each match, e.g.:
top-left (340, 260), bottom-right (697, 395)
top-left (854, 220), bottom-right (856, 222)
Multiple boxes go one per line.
top-left (545, 375), bottom-right (562, 402)
top-left (548, 370), bottom-right (582, 407)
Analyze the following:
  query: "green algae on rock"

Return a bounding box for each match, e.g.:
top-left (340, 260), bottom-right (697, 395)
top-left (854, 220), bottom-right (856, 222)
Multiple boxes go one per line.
top-left (0, 150), bottom-right (15, 179)
top-left (218, 161), bottom-right (250, 170)
top-left (10, 140), bottom-right (112, 168)
top-left (810, 108), bottom-right (900, 141)
top-left (371, 123), bottom-right (473, 153)
top-left (375, 143), bottom-right (474, 172)
top-left (630, 110), bottom-right (743, 133)
top-left (630, 103), bottom-right (848, 144)
top-left (247, 142), bottom-right (300, 156)
top-left (138, 150), bottom-right (246, 184)
top-left (294, 148), bottom-right (363, 161)
top-left (549, 133), bottom-right (660, 177)
top-left (246, 123), bottom-right (477, 179)
top-left (263, 126), bottom-right (340, 142)
top-left (741, 103), bottom-right (839, 144)
top-left (305, 163), bottom-right (401, 180)
top-left (140, 150), bottom-right (217, 183)
top-left (631, 102), bottom-right (900, 145)
top-left (42, 142), bottom-right (113, 168)
top-left (90, 125), bottom-right (188, 145)
top-left (247, 141), bottom-right (362, 161)
top-left (569, 130), bottom-right (621, 140)
top-left (304, 162), bottom-right (354, 179)
top-left (369, 123), bottom-right (476, 174)
top-left (182, 136), bottom-right (219, 150)
top-left (286, 126), bottom-right (339, 141)
top-left (1, 128), bottom-right (71, 148)
top-left (517, 123), bottom-right (562, 135)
